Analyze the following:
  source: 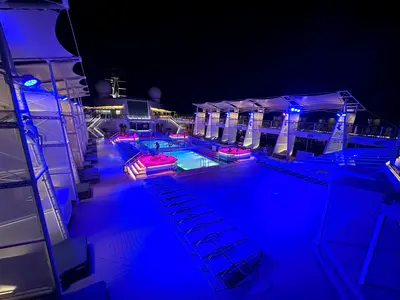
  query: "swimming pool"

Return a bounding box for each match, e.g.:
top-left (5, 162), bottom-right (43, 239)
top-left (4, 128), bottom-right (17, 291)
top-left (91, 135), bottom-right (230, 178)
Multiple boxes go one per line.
top-left (140, 139), bottom-right (181, 149)
top-left (166, 150), bottom-right (219, 170)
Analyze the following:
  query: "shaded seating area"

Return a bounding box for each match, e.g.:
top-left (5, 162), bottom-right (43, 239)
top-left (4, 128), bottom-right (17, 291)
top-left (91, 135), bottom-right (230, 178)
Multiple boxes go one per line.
top-left (0, 4), bottom-right (108, 299)
top-left (143, 176), bottom-right (263, 291)
top-left (78, 138), bottom-right (100, 186)
top-left (75, 137), bottom-right (102, 199)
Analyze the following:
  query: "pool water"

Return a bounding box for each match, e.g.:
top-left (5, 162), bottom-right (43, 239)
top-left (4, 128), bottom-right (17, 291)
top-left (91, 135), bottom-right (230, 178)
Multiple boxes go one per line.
top-left (141, 139), bottom-right (180, 149)
top-left (166, 150), bottom-right (219, 170)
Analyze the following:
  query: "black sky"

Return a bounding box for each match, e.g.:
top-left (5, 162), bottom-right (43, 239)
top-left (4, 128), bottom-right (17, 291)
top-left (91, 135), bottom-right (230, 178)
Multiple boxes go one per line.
top-left (57, 2), bottom-right (400, 123)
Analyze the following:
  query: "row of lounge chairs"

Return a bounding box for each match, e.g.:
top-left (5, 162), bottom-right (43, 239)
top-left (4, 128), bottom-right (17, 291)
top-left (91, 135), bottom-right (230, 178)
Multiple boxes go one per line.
top-left (143, 176), bottom-right (263, 291)
top-left (62, 137), bottom-right (108, 298)
top-left (76, 138), bottom-right (100, 200)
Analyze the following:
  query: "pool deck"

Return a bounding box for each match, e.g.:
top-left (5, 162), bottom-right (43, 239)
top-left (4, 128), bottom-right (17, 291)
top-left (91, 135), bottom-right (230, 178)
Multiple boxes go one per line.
top-left (67, 139), bottom-right (340, 299)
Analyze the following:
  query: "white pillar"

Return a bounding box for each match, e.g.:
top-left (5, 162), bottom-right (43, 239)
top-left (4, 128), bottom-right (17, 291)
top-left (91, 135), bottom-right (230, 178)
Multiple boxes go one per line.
top-left (222, 111), bottom-right (238, 144)
top-left (244, 111), bottom-right (263, 149)
top-left (324, 113), bottom-right (356, 154)
top-left (206, 111), bottom-right (219, 139)
top-left (193, 111), bottom-right (206, 136)
top-left (273, 111), bottom-right (300, 159)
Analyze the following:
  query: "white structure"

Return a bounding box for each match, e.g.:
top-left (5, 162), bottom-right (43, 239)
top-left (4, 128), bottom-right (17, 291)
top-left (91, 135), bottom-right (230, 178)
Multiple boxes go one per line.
top-left (274, 110), bottom-right (300, 159)
top-left (244, 111), bottom-right (263, 149)
top-left (221, 111), bottom-right (238, 144)
top-left (205, 111), bottom-right (219, 139)
top-left (193, 92), bottom-right (398, 156)
top-left (0, 2), bottom-right (89, 299)
top-left (86, 95), bottom-right (194, 136)
top-left (193, 111), bottom-right (206, 136)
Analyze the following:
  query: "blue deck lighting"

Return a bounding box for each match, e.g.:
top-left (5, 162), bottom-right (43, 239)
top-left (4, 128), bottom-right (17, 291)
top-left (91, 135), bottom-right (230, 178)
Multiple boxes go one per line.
top-left (23, 79), bottom-right (39, 87)
top-left (20, 75), bottom-right (41, 87)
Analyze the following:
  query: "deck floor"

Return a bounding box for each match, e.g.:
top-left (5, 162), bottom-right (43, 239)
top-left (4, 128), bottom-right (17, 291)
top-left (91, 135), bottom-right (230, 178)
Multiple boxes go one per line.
top-left (67, 140), bottom-right (341, 299)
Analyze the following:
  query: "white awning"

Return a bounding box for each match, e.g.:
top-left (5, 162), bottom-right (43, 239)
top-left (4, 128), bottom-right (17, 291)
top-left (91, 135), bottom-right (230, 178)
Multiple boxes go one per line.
top-left (0, 10), bottom-right (73, 60)
top-left (194, 98), bottom-right (286, 112)
top-left (194, 91), bottom-right (365, 112)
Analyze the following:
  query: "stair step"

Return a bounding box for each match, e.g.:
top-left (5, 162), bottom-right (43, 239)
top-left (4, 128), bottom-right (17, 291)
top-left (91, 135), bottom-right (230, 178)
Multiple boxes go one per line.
top-left (130, 164), bottom-right (139, 175)
top-left (134, 163), bottom-right (147, 174)
top-left (137, 160), bottom-right (145, 169)
top-left (134, 162), bottom-right (143, 171)
top-left (127, 166), bottom-right (136, 180)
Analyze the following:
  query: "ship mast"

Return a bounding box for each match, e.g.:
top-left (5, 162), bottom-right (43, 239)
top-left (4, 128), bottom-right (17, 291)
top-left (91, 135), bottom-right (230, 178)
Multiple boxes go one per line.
top-left (107, 72), bottom-right (126, 98)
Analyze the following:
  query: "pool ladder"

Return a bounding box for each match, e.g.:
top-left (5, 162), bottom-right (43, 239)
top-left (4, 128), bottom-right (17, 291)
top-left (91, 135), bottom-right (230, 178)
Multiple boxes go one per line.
top-left (200, 158), bottom-right (210, 168)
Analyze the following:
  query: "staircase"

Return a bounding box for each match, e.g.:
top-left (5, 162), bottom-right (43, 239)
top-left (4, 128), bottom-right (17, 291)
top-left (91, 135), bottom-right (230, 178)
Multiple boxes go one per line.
top-left (125, 152), bottom-right (147, 180)
top-left (168, 116), bottom-right (184, 133)
top-left (110, 132), bottom-right (119, 144)
top-left (87, 116), bottom-right (104, 138)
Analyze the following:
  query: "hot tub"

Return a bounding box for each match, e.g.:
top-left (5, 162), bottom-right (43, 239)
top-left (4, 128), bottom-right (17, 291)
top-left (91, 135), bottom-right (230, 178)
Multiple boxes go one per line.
top-left (114, 134), bottom-right (139, 142)
top-left (218, 147), bottom-right (251, 161)
top-left (169, 133), bottom-right (189, 139)
top-left (138, 154), bottom-right (177, 174)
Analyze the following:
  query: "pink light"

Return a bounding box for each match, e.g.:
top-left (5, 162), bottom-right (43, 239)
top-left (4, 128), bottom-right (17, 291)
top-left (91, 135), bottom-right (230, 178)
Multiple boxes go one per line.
top-left (138, 154), bottom-right (177, 167)
top-left (115, 134), bottom-right (139, 141)
top-left (170, 133), bottom-right (189, 139)
top-left (218, 147), bottom-right (251, 155)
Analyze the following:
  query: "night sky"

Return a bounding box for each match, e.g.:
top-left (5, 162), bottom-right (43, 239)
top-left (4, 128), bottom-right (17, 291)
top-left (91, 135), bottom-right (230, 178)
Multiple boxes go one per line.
top-left (57, 2), bottom-right (399, 124)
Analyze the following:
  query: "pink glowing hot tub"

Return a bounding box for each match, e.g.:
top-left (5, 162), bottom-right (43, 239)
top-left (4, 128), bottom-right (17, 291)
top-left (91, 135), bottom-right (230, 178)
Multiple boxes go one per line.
top-left (169, 133), bottom-right (189, 139)
top-left (218, 147), bottom-right (251, 160)
top-left (114, 134), bottom-right (139, 142)
top-left (138, 154), bottom-right (177, 174)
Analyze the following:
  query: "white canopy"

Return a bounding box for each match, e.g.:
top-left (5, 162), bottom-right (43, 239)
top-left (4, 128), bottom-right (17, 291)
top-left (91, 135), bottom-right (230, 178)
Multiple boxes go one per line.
top-left (0, 10), bottom-right (73, 60)
top-left (194, 91), bottom-right (365, 113)
top-left (0, 8), bottom-right (89, 98)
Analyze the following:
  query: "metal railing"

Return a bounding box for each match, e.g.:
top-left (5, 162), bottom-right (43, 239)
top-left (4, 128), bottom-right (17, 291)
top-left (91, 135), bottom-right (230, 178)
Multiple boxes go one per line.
top-left (110, 132), bottom-right (119, 141)
top-left (234, 120), bottom-right (399, 139)
top-left (349, 125), bottom-right (399, 139)
top-left (126, 151), bottom-right (143, 166)
top-left (200, 158), bottom-right (210, 168)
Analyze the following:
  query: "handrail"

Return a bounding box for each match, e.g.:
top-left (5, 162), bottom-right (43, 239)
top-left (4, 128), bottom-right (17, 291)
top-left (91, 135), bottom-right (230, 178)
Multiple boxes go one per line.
top-left (126, 151), bottom-right (142, 165)
top-left (168, 116), bottom-right (183, 133)
top-left (88, 115), bottom-right (101, 128)
top-left (110, 132), bottom-right (119, 141)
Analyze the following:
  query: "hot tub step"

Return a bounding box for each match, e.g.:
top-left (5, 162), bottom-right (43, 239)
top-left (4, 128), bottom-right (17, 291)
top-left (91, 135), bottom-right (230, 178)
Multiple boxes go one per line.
top-left (130, 164), bottom-right (139, 175)
top-left (126, 166), bottom-right (137, 180)
top-left (137, 160), bottom-right (145, 169)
